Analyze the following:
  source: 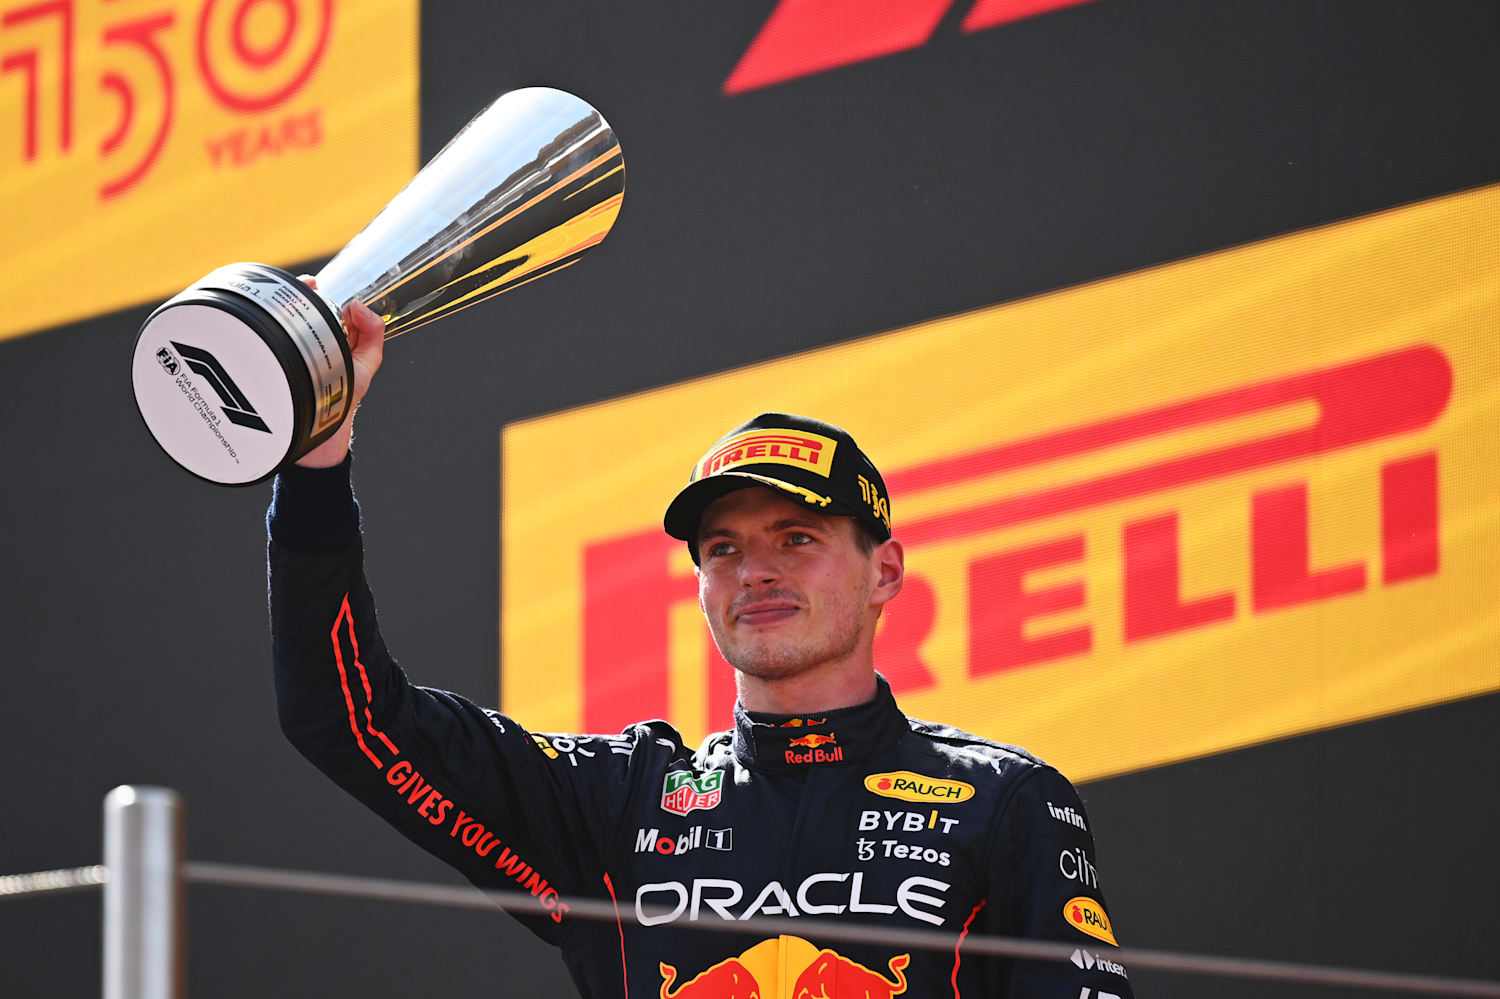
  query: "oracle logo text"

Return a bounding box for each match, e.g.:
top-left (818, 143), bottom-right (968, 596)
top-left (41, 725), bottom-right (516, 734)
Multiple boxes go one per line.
top-left (635, 872), bottom-right (950, 927)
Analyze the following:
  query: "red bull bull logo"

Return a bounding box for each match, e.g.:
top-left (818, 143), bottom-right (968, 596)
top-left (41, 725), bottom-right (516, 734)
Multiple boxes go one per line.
top-left (659, 957), bottom-right (762, 998)
top-left (786, 732), bottom-right (843, 764)
top-left (659, 937), bottom-right (909, 998)
top-left (792, 950), bottom-right (909, 998)
top-left (779, 717), bottom-right (827, 728)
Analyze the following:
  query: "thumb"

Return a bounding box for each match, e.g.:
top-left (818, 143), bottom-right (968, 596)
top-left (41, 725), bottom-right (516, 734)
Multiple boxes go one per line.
top-left (343, 300), bottom-right (386, 362)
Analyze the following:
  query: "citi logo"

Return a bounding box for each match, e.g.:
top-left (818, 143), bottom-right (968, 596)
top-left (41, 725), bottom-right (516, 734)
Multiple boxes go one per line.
top-left (725, 0), bottom-right (1097, 94)
top-left (1058, 847), bottom-right (1098, 888)
top-left (1048, 801), bottom-right (1087, 831)
top-left (170, 341), bottom-right (271, 433)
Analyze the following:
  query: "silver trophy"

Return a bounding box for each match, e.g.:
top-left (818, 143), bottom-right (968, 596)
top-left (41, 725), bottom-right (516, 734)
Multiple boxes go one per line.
top-left (132, 88), bottom-right (625, 485)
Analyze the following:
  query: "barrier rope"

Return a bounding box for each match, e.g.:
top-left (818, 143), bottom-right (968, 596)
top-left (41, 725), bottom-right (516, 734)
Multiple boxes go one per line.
top-left (0, 865), bottom-right (107, 897)
top-left (5, 860), bottom-right (1496, 996)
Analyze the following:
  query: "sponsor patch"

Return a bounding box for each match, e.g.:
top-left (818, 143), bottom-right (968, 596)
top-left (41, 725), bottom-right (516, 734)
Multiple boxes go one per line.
top-left (1065, 896), bottom-right (1118, 946)
top-left (856, 838), bottom-right (951, 867)
top-left (864, 771), bottom-right (975, 804)
top-left (661, 770), bottom-right (725, 816)
top-left (786, 732), bottom-right (843, 764)
top-left (1071, 948), bottom-right (1128, 978)
top-left (636, 826), bottom-right (733, 856)
top-left (859, 809), bottom-right (960, 834)
top-left (694, 429), bottom-right (838, 480)
top-left (1058, 847), bottom-right (1099, 888)
top-left (636, 873), bottom-right (950, 927)
top-left (1048, 801), bottom-right (1088, 831)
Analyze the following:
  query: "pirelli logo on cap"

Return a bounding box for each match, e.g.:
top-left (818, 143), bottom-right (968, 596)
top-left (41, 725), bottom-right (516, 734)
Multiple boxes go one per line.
top-left (695, 430), bottom-right (838, 480)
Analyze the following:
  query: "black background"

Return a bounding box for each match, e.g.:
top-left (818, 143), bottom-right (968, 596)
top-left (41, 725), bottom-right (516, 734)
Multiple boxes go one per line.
top-left (2, 1), bottom-right (1497, 995)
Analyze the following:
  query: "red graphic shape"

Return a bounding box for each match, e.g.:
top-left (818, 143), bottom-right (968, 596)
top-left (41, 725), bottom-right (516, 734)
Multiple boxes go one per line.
top-left (969, 533), bottom-right (1091, 676)
top-left (873, 573), bottom-right (939, 693)
top-left (723, 0), bottom-right (955, 95)
top-left (98, 71), bottom-right (132, 155)
top-left (1251, 484), bottom-right (1366, 612)
top-left (232, 0), bottom-right (297, 68)
top-left (196, 0), bottom-right (331, 112)
top-left (960, 0), bottom-right (1094, 33)
top-left (98, 12), bottom-right (176, 199)
top-left (1123, 512), bottom-right (1235, 642)
top-left (1, 0), bottom-right (75, 159)
top-left (887, 346), bottom-right (1453, 548)
top-left (583, 529), bottom-right (696, 733)
top-left (1382, 453), bottom-right (1440, 584)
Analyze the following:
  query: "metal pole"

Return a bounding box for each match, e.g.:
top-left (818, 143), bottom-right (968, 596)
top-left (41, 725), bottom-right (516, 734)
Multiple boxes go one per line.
top-left (103, 785), bottom-right (184, 999)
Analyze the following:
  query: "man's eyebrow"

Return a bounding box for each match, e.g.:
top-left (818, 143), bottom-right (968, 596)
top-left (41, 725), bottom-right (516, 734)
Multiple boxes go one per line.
top-left (699, 516), bottom-right (828, 544)
top-left (768, 517), bottom-right (827, 532)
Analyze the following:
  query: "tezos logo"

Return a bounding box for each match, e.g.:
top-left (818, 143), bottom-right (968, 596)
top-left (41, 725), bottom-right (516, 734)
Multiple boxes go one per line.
top-left (864, 771), bottom-right (974, 804)
top-left (170, 340), bottom-right (271, 433)
top-left (661, 770), bottom-right (724, 816)
top-left (1065, 896), bottom-right (1118, 946)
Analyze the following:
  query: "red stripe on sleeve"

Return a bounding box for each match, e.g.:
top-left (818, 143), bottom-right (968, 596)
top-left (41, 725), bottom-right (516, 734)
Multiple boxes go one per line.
top-left (952, 899), bottom-right (987, 996)
top-left (330, 595), bottom-right (388, 768)
top-left (603, 872), bottom-right (629, 997)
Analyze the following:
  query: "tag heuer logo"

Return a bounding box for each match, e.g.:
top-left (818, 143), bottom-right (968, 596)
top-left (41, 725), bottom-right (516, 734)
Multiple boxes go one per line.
top-left (661, 770), bottom-right (724, 816)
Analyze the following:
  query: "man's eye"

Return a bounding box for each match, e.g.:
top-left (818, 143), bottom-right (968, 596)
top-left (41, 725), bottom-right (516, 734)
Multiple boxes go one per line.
top-left (705, 541), bottom-right (736, 558)
top-left (786, 532), bottom-right (813, 546)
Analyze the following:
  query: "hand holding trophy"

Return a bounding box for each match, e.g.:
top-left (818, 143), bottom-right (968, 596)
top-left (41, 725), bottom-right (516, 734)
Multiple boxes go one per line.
top-left (131, 88), bottom-right (624, 485)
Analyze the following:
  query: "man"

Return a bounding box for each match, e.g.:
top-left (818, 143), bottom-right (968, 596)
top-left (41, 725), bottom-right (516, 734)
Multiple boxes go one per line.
top-left (268, 289), bottom-right (1135, 997)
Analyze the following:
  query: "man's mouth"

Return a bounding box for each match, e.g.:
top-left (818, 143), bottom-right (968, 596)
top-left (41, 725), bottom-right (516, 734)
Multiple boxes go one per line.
top-left (735, 602), bottom-right (800, 627)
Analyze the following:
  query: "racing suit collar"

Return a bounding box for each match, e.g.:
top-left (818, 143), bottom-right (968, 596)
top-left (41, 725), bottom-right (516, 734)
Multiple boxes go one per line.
top-left (731, 673), bottom-right (908, 773)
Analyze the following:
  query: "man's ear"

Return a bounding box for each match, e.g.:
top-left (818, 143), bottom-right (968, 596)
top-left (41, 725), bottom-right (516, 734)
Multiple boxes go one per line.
top-left (870, 538), bottom-right (904, 609)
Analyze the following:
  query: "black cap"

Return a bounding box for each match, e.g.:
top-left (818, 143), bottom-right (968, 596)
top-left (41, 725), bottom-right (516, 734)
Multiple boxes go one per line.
top-left (663, 413), bottom-right (891, 563)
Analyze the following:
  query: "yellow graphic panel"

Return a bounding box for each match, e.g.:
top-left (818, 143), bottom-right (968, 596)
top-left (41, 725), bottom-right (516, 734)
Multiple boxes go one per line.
top-left (502, 184), bottom-right (1500, 783)
top-left (0, 0), bottom-right (418, 341)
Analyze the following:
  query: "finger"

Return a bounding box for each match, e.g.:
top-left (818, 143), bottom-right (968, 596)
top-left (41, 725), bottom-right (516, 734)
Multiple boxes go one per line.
top-left (298, 274), bottom-right (318, 290)
top-left (342, 301), bottom-right (386, 358)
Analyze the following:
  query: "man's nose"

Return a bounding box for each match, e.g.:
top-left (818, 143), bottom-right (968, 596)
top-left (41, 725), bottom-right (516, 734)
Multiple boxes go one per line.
top-left (737, 542), bottom-right (781, 586)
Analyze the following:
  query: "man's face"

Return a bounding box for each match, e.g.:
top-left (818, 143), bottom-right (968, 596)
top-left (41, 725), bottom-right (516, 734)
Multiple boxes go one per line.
top-left (695, 486), bottom-right (892, 681)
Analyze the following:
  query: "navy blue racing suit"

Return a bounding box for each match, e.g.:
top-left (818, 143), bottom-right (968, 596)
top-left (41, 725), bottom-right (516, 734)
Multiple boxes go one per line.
top-left (267, 458), bottom-right (1135, 998)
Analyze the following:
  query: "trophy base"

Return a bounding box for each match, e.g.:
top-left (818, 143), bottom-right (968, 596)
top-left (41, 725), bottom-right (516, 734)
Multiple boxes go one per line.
top-left (132, 264), bottom-right (352, 486)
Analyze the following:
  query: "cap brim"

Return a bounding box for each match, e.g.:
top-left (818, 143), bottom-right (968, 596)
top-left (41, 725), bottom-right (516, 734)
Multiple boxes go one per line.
top-left (663, 471), bottom-right (856, 545)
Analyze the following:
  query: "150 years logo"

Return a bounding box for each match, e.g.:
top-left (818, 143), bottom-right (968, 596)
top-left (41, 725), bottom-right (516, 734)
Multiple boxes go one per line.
top-left (1, 0), bottom-right (417, 342)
